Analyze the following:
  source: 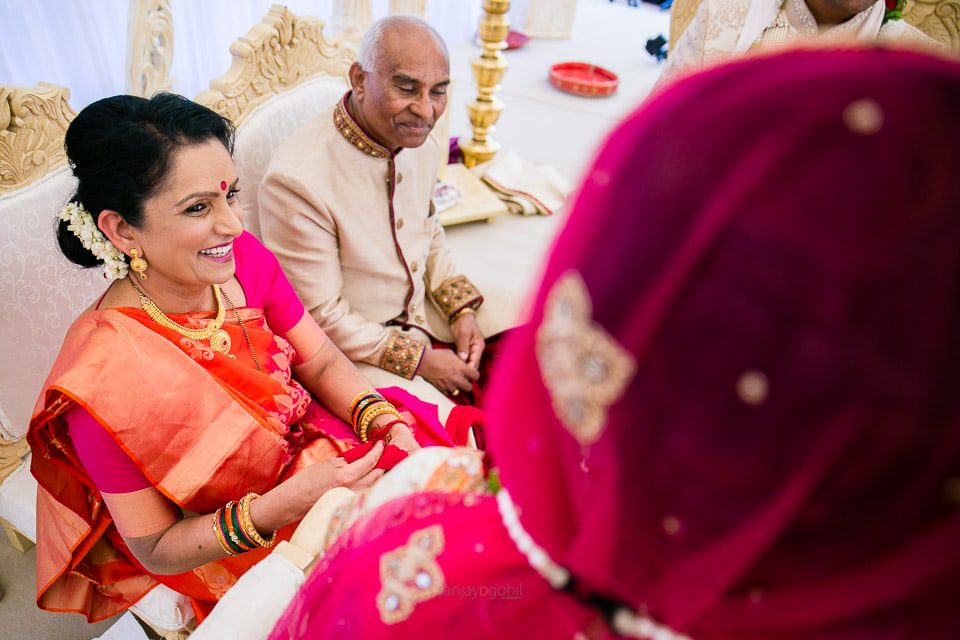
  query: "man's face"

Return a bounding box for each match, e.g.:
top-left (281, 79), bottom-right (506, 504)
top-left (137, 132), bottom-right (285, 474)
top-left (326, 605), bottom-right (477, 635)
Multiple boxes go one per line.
top-left (806, 0), bottom-right (879, 23)
top-left (351, 28), bottom-right (450, 150)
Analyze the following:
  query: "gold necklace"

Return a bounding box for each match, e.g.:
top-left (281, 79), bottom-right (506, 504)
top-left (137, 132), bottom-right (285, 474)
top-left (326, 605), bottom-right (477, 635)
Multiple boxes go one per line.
top-left (128, 278), bottom-right (233, 356)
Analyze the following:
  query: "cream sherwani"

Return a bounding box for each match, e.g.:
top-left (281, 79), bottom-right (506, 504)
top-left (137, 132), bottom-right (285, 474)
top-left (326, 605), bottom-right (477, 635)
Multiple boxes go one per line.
top-left (660, 0), bottom-right (938, 86)
top-left (258, 94), bottom-right (509, 407)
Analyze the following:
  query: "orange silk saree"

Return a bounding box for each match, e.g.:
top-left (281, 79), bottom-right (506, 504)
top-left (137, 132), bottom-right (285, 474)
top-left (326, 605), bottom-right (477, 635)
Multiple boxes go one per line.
top-left (28, 306), bottom-right (458, 621)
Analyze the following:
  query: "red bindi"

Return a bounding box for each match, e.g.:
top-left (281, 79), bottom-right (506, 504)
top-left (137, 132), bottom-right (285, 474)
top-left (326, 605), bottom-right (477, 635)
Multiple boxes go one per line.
top-left (220, 180), bottom-right (228, 191)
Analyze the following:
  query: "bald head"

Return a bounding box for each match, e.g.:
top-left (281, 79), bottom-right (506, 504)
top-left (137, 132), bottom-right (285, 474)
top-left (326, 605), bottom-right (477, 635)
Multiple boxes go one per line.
top-left (348, 15), bottom-right (450, 150)
top-left (357, 15), bottom-right (449, 74)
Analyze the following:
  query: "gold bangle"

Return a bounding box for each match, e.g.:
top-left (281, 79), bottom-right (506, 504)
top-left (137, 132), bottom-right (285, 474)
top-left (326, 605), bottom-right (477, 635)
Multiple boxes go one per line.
top-left (358, 403), bottom-right (404, 443)
top-left (348, 390), bottom-right (382, 416)
top-left (238, 493), bottom-right (276, 549)
top-left (449, 307), bottom-right (476, 325)
top-left (212, 509), bottom-right (237, 556)
top-left (356, 401), bottom-right (392, 440)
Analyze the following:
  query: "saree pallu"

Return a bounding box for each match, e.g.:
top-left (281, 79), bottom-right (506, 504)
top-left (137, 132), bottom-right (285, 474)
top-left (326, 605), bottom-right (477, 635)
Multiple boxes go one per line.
top-left (28, 306), bottom-right (466, 622)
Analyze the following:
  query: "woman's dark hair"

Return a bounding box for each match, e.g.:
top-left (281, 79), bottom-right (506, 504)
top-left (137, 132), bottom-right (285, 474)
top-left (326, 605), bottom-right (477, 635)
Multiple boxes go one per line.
top-left (57, 93), bottom-right (235, 267)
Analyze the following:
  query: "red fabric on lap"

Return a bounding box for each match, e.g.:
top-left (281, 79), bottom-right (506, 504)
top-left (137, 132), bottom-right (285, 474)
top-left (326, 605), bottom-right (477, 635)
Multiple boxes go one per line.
top-left (340, 442), bottom-right (408, 470)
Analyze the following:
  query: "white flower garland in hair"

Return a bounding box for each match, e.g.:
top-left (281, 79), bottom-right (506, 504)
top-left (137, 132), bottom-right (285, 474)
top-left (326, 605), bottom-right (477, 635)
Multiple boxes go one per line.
top-left (57, 202), bottom-right (129, 280)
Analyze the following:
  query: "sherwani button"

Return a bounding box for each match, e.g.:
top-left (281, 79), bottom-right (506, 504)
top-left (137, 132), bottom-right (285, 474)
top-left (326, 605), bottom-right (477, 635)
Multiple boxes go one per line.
top-left (411, 261), bottom-right (419, 272)
top-left (397, 218), bottom-right (405, 229)
top-left (415, 315), bottom-right (425, 324)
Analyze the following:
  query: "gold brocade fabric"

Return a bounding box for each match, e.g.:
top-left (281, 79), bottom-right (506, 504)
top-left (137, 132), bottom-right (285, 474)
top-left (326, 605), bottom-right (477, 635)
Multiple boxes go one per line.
top-left (379, 330), bottom-right (426, 379)
top-left (333, 99), bottom-right (390, 159)
top-left (431, 275), bottom-right (483, 319)
top-left (535, 271), bottom-right (636, 445)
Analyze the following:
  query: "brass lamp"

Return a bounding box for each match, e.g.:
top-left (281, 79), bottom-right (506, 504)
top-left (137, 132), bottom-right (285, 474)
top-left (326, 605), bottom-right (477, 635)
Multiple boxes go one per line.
top-left (460, 0), bottom-right (510, 168)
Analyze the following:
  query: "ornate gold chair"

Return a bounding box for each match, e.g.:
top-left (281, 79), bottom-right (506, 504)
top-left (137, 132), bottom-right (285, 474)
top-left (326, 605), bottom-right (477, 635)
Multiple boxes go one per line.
top-left (196, 4), bottom-right (356, 240)
top-left (0, 83), bottom-right (86, 553)
top-left (903, 0), bottom-right (960, 49)
top-left (668, 0), bottom-right (960, 51)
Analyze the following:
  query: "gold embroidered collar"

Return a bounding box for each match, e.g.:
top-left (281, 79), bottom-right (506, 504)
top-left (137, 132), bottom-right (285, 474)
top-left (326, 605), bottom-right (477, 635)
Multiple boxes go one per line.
top-left (333, 94), bottom-right (392, 160)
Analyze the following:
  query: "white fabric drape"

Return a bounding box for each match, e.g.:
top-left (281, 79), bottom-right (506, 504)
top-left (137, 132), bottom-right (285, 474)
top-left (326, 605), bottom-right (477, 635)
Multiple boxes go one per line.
top-left (0, 0), bottom-right (483, 110)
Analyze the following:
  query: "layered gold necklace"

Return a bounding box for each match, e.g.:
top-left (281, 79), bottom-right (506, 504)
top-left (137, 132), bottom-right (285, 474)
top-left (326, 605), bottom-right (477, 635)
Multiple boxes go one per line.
top-left (128, 278), bottom-right (233, 356)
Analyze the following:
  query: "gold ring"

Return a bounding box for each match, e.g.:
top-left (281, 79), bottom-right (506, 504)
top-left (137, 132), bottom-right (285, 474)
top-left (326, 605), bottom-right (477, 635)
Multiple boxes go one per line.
top-left (451, 389), bottom-right (460, 397)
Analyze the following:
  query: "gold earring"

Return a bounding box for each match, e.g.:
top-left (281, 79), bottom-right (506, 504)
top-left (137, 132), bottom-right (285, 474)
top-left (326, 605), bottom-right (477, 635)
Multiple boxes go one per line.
top-left (129, 249), bottom-right (148, 280)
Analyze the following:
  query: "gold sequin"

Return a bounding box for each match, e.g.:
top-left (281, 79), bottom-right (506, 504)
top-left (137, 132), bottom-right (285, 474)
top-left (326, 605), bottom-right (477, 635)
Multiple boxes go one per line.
top-left (736, 370), bottom-right (769, 406)
top-left (424, 449), bottom-right (486, 493)
top-left (377, 525), bottom-right (446, 624)
top-left (333, 99), bottom-right (390, 159)
top-left (843, 99), bottom-right (883, 135)
top-left (536, 271), bottom-right (636, 445)
top-left (379, 331), bottom-right (425, 379)
top-left (662, 516), bottom-right (681, 536)
top-left (431, 275), bottom-right (483, 319)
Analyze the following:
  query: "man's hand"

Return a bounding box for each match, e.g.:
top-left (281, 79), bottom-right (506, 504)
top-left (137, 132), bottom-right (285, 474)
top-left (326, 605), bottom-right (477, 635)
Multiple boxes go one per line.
top-left (418, 348), bottom-right (479, 395)
top-left (450, 312), bottom-right (485, 369)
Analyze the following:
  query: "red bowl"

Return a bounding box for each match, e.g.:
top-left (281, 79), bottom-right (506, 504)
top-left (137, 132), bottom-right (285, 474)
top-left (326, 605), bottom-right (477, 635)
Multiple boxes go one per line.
top-left (548, 62), bottom-right (619, 97)
top-left (506, 30), bottom-right (530, 50)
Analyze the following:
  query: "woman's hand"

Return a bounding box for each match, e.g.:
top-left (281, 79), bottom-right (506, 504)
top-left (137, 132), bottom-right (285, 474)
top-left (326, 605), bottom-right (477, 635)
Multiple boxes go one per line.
top-left (385, 424), bottom-right (421, 453)
top-left (310, 442), bottom-right (385, 494)
top-left (251, 442), bottom-right (385, 534)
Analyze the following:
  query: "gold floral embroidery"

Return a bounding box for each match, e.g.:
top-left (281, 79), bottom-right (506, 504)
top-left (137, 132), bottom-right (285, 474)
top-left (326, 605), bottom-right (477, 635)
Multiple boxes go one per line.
top-left (536, 271), bottom-right (636, 445)
top-left (431, 275), bottom-right (483, 319)
top-left (423, 449), bottom-right (486, 494)
top-left (377, 525), bottom-right (446, 624)
top-left (191, 564), bottom-right (237, 600)
top-left (379, 330), bottom-right (426, 379)
top-left (333, 98), bottom-right (390, 159)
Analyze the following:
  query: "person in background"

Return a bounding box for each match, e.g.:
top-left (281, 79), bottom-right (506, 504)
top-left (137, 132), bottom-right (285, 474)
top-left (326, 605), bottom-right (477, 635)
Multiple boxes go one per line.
top-left (659, 0), bottom-right (938, 85)
top-left (258, 16), bottom-right (514, 420)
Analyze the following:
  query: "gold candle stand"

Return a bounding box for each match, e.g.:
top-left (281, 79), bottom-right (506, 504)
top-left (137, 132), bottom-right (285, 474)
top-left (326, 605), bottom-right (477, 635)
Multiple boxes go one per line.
top-left (460, 0), bottom-right (510, 168)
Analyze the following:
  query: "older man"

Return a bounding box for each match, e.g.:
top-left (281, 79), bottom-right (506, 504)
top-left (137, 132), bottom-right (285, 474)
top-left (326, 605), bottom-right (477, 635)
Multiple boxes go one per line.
top-left (659, 0), bottom-right (938, 85)
top-left (258, 16), bottom-right (510, 415)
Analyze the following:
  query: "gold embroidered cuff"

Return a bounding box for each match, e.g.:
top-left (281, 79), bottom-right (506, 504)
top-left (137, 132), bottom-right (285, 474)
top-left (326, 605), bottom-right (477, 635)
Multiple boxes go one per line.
top-left (432, 275), bottom-right (483, 319)
top-left (379, 331), bottom-right (426, 380)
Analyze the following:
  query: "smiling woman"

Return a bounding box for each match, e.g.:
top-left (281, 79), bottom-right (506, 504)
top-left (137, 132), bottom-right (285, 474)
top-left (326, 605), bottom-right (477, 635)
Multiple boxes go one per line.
top-left (27, 93), bottom-right (469, 624)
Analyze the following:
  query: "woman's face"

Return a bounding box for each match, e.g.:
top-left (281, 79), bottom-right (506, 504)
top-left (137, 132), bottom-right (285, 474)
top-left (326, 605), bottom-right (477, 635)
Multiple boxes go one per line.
top-left (133, 139), bottom-right (244, 293)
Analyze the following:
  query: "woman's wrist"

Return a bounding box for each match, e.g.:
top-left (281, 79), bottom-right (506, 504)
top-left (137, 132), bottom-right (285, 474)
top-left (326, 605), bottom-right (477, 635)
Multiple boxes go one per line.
top-left (250, 478), bottom-right (318, 534)
top-left (387, 423), bottom-right (413, 437)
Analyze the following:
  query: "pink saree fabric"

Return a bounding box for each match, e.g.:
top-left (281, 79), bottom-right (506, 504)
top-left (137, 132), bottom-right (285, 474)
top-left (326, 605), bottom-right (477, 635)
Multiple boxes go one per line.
top-left (272, 48), bottom-right (960, 639)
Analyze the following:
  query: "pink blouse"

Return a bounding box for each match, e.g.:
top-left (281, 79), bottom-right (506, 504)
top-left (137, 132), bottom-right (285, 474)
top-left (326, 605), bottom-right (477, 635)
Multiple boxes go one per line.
top-left (67, 232), bottom-right (306, 493)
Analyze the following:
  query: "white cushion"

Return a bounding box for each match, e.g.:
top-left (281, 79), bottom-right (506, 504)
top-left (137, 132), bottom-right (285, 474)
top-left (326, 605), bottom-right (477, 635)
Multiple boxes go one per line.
top-left (0, 454), bottom-right (37, 539)
top-left (130, 584), bottom-right (195, 633)
top-left (0, 165), bottom-right (105, 440)
top-left (233, 74), bottom-right (349, 239)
